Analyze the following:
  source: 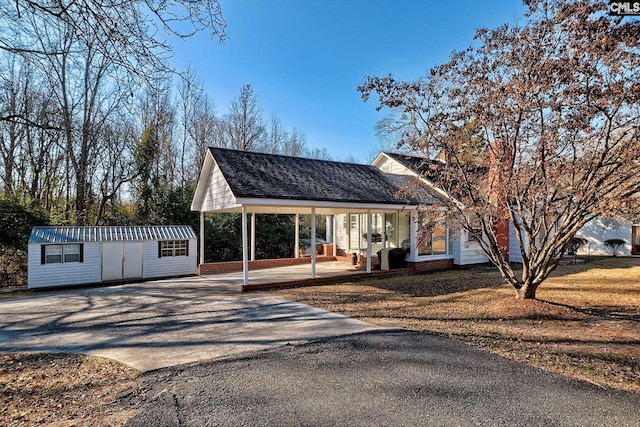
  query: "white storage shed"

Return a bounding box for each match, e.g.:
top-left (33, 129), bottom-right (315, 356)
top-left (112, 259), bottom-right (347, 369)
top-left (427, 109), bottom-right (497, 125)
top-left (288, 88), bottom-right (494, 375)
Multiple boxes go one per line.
top-left (28, 225), bottom-right (197, 289)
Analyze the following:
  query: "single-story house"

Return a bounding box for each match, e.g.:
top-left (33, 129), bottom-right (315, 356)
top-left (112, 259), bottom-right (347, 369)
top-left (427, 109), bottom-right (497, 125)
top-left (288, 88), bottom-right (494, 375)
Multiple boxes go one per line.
top-left (191, 148), bottom-right (638, 286)
top-left (28, 225), bottom-right (197, 289)
top-left (190, 147), bottom-right (489, 286)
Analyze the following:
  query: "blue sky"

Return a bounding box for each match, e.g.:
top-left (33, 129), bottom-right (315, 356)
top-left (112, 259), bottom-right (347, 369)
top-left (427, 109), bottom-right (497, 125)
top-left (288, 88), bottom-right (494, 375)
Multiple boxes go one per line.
top-left (170, 0), bottom-right (529, 163)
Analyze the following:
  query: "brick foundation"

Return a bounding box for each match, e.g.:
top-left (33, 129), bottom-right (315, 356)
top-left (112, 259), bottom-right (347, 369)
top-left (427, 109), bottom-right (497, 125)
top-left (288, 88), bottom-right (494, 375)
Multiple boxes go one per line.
top-left (407, 258), bottom-right (454, 272)
top-left (199, 256), bottom-right (337, 275)
top-left (335, 254), bottom-right (453, 272)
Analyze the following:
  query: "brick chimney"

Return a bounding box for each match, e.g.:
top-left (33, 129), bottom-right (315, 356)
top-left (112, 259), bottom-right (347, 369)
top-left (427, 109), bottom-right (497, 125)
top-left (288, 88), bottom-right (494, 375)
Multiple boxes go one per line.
top-left (488, 142), bottom-right (511, 259)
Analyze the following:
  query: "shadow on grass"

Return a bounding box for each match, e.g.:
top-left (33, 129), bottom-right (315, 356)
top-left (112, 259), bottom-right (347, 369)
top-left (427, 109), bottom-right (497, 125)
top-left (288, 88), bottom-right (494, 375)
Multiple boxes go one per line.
top-left (361, 267), bottom-right (506, 298)
top-left (539, 300), bottom-right (640, 322)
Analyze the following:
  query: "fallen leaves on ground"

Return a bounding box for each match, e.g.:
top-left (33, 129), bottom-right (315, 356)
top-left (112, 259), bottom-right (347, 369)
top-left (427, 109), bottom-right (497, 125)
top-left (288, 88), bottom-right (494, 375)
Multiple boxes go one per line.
top-left (0, 353), bottom-right (139, 426)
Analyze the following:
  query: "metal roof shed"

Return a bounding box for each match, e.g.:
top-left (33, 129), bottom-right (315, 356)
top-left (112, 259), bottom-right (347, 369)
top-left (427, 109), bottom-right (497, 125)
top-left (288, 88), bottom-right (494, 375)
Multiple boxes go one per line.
top-left (27, 225), bottom-right (197, 289)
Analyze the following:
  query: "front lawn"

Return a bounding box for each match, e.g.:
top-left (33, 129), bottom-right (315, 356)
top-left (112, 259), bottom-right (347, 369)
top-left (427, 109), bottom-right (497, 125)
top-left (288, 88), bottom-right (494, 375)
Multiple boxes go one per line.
top-left (275, 257), bottom-right (640, 393)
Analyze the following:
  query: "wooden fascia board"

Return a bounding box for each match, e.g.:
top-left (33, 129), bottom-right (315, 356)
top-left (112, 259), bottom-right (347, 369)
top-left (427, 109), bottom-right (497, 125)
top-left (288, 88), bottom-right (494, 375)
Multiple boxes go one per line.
top-left (190, 152), bottom-right (213, 211)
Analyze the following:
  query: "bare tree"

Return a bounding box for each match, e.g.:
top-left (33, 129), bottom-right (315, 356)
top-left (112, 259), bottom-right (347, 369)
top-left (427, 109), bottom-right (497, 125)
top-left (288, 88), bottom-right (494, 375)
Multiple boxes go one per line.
top-left (176, 66), bottom-right (202, 185)
top-left (190, 96), bottom-right (218, 171)
top-left (264, 113), bottom-right (287, 154)
top-left (94, 119), bottom-right (138, 224)
top-left (0, 1), bottom-right (226, 77)
top-left (359, 0), bottom-right (640, 299)
top-left (281, 127), bottom-right (306, 157)
top-left (226, 84), bottom-right (264, 152)
top-left (307, 147), bottom-right (332, 161)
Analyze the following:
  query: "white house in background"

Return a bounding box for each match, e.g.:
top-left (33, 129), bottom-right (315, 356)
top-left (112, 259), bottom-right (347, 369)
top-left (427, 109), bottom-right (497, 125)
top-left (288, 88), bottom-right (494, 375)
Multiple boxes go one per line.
top-left (376, 152), bottom-right (640, 260)
top-left (574, 217), bottom-right (637, 256)
top-left (28, 225), bottom-right (197, 289)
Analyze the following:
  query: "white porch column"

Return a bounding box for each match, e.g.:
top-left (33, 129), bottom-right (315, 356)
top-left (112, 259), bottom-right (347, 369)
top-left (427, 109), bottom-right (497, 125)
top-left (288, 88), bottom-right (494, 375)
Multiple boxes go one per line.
top-left (294, 214), bottom-right (300, 258)
top-left (366, 209), bottom-right (372, 273)
top-left (242, 206), bottom-right (249, 286)
top-left (332, 214), bottom-right (337, 256)
top-left (311, 208), bottom-right (316, 279)
top-left (396, 210), bottom-right (401, 247)
top-left (409, 209), bottom-right (418, 262)
top-left (250, 213), bottom-right (256, 262)
top-left (382, 213), bottom-right (387, 249)
top-left (199, 212), bottom-right (205, 266)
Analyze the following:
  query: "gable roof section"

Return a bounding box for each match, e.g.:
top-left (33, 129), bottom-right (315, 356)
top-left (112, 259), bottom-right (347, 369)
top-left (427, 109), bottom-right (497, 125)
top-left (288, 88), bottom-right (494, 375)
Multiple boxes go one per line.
top-left (29, 226), bottom-right (196, 244)
top-left (381, 152), bottom-right (445, 182)
top-left (204, 147), bottom-right (433, 206)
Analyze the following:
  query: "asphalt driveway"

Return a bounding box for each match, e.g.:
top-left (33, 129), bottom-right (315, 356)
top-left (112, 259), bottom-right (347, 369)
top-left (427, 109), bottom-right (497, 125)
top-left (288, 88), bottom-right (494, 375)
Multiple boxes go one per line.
top-left (0, 276), bottom-right (378, 372)
top-left (125, 330), bottom-right (640, 427)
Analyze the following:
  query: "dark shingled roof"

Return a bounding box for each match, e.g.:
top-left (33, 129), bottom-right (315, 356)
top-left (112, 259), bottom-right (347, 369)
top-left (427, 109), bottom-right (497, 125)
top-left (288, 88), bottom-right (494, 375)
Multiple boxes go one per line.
top-left (383, 152), bottom-right (445, 182)
top-left (209, 147), bottom-right (434, 205)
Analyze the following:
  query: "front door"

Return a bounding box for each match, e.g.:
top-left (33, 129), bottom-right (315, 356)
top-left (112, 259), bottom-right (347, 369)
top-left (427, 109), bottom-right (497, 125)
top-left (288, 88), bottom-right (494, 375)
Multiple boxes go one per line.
top-left (632, 226), bottom-right (640, 255)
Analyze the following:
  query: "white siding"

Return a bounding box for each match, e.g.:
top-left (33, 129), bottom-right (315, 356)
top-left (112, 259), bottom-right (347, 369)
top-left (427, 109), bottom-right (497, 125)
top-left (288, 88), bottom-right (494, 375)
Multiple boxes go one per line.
top-left (142, 239), bottom-right (197, 279)
top-left (28, 243), bottom-right (102, 289)
top-left (335, 214), bottom-right (350, 255)
top-left (509, 221), bottom-right (526, 263)
top-left (452, 233), bottom-right (489, 266)
top-left (575, 218), bottom-right (632, 256)
top-left (374, 157), bottom-right (415, 175)
top-left (201, 161), bottom-right (239, 212)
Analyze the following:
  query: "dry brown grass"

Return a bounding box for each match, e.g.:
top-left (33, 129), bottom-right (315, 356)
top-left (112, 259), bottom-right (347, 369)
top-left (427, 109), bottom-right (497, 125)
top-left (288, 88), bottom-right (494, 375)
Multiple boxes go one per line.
top-left (275, 257), bottom-right (640, 394)
top-left (0, 353), bottom-right (139, 426)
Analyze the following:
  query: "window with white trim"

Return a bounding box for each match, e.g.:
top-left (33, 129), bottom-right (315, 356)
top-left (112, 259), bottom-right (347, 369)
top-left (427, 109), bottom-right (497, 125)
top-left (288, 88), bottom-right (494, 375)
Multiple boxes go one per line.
top-left (417, 214), bottom-right (448, 256)
top-left (41, 244), bottom-right (83, 264)
top-left (159, 240), bottom-right (188, 257)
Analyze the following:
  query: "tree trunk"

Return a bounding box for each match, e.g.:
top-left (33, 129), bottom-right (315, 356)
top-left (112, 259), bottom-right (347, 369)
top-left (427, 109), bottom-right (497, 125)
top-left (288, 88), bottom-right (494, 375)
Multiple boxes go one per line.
top-left (515, 283), bottom-right (537, 300)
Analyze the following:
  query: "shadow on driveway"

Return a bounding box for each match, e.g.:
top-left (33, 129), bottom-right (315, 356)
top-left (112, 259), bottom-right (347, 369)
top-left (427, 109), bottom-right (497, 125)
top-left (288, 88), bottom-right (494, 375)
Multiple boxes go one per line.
top-left (0, 276), bottom-right (379, 371)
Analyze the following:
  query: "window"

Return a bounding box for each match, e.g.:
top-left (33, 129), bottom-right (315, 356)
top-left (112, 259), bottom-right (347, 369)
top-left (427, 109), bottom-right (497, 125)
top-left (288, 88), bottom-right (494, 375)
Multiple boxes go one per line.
top-left (64, 244), bottom-right (81, 262)
top-left (45, 245), bottom-right (62, 264)
top-left (398, 213), bottom-right (411, 252)
top-left (159, 240), bottom-right (188, 257)
top-left (41, 244), bottom-right (83, 264)
top-left (417, 214), bottom-right (447, 256)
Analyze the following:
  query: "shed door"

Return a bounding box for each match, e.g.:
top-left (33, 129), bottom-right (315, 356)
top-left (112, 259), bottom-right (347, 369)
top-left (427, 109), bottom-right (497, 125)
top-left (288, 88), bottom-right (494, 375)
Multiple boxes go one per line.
top-left (102, 243), bottom-right (123, 281)
top-left (123, 243), bottom-right (143, 279)
top-left (102, 243), bottom-right (143, 281)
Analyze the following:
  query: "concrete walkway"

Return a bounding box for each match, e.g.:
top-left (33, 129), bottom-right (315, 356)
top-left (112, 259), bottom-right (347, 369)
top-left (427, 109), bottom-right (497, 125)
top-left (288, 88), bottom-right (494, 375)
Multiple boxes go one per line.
top-left (0, 271), bottom-right (379, 372)
top-left (203, 260), bottom-right (365, 288)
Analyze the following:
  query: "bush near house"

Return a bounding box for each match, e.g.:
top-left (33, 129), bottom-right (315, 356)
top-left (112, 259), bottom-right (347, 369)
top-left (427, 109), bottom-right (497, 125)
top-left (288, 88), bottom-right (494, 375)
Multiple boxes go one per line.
top-left (0, 198), bottom-right (49, 287)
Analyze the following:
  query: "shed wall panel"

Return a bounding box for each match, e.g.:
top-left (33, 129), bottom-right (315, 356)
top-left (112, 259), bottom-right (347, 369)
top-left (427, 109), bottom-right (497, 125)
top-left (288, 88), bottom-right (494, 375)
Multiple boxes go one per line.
top-left (142, 240), bottom-right (197, 279)
top-left (27, 243), bottom-right (102, 289)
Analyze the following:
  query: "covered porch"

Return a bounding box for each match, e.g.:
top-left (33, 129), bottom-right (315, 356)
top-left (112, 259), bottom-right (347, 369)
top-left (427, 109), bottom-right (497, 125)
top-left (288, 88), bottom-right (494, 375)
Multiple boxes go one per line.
top-left (196, 205), bottom-right (413, 288)
top-left (191, 147), bottom-right (438, 289)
